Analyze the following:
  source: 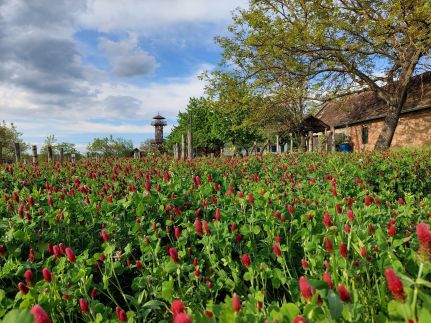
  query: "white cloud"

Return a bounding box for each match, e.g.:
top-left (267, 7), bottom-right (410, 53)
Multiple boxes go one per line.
top-left (99, 34), bottom-right (158, 77)
top-left (80, 0), bottom-right (248, 32)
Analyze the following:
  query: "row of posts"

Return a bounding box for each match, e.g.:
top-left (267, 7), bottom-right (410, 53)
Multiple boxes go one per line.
top-left (171, 133), bottom-right (296, 160)
top-left (0, 142), bottom-right (71, 164)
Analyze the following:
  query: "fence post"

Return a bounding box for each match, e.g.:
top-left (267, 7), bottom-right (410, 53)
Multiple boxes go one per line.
top-left (181, 134), bottom-right (186, 160)
top-left (173, 143), bottom-right (179, 160)
top-left (290, 133), bottom-right (293, 153)
top-left (14, 143), bottom-right (21, 163)
top-left (308, 131), bottom-right (313, 152)
top-left (188, 112), bottom-right (193, 160)
top-left (276, 135), bottom-right (280, 154)
top-left (32, 145), bottom-right (38, 164)
top-left (60, 148), bottom-right (64, 163)
top-left (47, 146), bottom-right (53, 162)
top-left (330, 126), bottom-right (336, 152)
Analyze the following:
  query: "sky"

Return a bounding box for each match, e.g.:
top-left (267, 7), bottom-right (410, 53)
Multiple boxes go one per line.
top-left (0, 0), bottom-right (248, 152)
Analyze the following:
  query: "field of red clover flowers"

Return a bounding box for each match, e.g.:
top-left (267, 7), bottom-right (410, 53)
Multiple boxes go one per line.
top-left (1, 149), bottom-right (431, 322)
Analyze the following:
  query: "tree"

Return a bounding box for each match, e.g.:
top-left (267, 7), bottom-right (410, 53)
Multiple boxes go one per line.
top-left (0, 121), bottom-right (29, 161)
top-left (40, 135), bottom-right (81, 160)
top-left (40, 134), bottom-right (57, 158)
top-left (216, 0), bottom-right (431, 149)
top-left (87, 135), bottom-right (133, 158)
top-left (167, 97), bottom-right (227, 154)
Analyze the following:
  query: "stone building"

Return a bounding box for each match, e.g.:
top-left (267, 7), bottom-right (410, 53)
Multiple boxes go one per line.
top-left (303, 72), bottom-right (431, 151)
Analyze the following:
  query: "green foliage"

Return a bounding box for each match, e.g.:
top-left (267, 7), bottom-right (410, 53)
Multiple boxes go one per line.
top-left (87, 135), bottom-right (133, 158)
top-left (1, 150), bottom-right (431, 321)
top-left (0, 121), bottom-right (29, 161)
top-left (216, 0), bottom-right (431, 148)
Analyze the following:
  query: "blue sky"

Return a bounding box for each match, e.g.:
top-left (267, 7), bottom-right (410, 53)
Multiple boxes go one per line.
top-left (0, 0), bottom-right (247, 152)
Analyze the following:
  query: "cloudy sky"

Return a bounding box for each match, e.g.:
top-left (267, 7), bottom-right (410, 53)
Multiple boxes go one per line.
top-left (0, 0), bottom-right (247, 151)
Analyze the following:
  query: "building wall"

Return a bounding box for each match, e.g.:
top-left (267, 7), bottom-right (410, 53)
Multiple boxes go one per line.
top-left (349, 108), bottom-right (431, 151)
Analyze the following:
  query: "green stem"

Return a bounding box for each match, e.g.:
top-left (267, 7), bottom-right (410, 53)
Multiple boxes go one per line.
top-left (411, 262), bottom-right (424, 321)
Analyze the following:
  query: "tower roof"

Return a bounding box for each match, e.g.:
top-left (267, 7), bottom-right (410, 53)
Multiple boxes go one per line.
top-left (152, 113), bottom-right (165, 120)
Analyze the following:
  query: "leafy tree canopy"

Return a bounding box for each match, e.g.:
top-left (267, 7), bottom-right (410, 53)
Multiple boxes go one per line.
top-left (87, 135), bottom-right (133, 158)
top-left (0, 121), bottom-right (29, 161)
top-left (216, 0), bottom-right (431, 149)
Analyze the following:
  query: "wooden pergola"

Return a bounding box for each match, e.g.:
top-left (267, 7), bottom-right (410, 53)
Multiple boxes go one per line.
top-left (298, 116), bottom-right (334, 152)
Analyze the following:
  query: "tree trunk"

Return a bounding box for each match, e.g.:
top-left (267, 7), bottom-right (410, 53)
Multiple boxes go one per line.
top-left (374, 103), bottom-right (404, 150)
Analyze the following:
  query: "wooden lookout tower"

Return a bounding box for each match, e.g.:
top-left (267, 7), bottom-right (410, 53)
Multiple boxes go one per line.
top-left (151, 113), bottom-right (167, 146)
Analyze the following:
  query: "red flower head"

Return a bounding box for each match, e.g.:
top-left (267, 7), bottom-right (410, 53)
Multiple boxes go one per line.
top-left (323, 211), bottom-right (332, 227)
top-left (344, 224), bottom-right (351, 234)
top-left (360, 246), bottom-right (367, 258)
top-left (24, 269), bottom-right (33, 285)
top-left (388, 224), bottom-right (396, 237)
top-left (365, 195), bottom-right (373, 206)
top-left (136, 260), bottom-right (143, 269)
top-left (299, 276), bottom-right (314, 301)
top-left (169, 247), bottom-right (179, 263)
top-left (31, 305), bottom-right (51, 323)
top-left (416, 222), bottom-right (431, 261)
top-left (336, 203), bottom-right (342, 214)
top-left (288, 204), bottom-right (294, 215)
top-left (53, 245), bottom-right (61, 258)
top-left (215, 208), bottom-right (221, 221)
top-left (368, 224), bottom-right (375, 235)
top-left (340, 243), bottom-right (348, 258)
top-left (65, 247), bottom-right (76, 263)
top-left (101, 229), bottom-right (110, 242)
top-left (301, 259), bottom-right (309, 269)
top-left (28, 248), bottom-right (35, 262)
top-left (385, 268), bottom-right (406, 302)
top-left (42, 268), bottom-right (52, 283)
top-left (79, 298), bottom-right (89, 314)
top-left (242, 254), bottom-right (251, 268)
top-left (293, 316), bottom-right (307, 323)
top-left (248, 194), bottom-right (255, 206)
top-left (273, 244), bottom-right (282, 257)
top-left (398, 198), bottom-right (405, 205)
top-left (338, 284), bottom-right (350, 303)
top-left (324, 237), bottom-right (333, 253)
top-left (195, 218), bottom-right (203, 236)
top-left (173, 313), bottom-right (192, 323)
top-left (18, 282), bottom-right (29, 295)
top-left (323, 271), bottom-right (334, 289)
top-left (171, 299), bottom-right (185, 314)
top-left (347, 209), bottom-right (354, 222)
top-left (116, 307), bottom-right (127, 322)
top-left (232, 294), bottom-right (241, 312)
top-left (174, 227), bottom-right (181, 239)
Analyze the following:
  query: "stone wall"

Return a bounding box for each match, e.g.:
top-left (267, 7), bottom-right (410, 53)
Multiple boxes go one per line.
top-left (348, 108), bottom-right (431, 151)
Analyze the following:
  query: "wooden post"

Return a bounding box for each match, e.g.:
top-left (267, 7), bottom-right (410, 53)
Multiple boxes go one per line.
top-left (47, 145), bottom-right (53, 162)
top-left (71, 154), bottom-right (76, 163)
top-left (300, 135), bottom-right (306, 152)
top-left (14, 142), bottom-right (21, 163)
top-left (32, 145), bottom-right (38, 164)
top-left (60, 148), bottom-right (64, 163)
top-left (324, 129), bottom-right (328, 152)
top-left (188, 112), bottom-right (193, 160)
top-left (290, 133), bottom-right (293, 153)
top-left (330, 126), bottom-right (336, 152)
top-left (181, 134), bottom-right (186, 160)
top-left (276, 135), bottom-right (280, 154)
top-left (308, 131), bottom-right (313, 152)
top-left (134, 149), bottom-right (140, 160)
top-left (174, 143), bottom-right (179, 160)
top-left (317, 133), bottom-right (321, 152)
